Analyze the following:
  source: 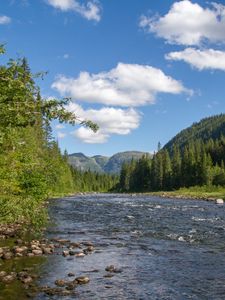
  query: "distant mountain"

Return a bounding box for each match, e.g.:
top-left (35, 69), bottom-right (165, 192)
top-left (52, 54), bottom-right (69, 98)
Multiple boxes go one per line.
top-left (104, 151), bottom-right (148, 174)
top-left (163, 114), bottom-right (225, 153)
top-left (68, 152), bottom-right (103, 173)
top-left (68, 151), bottom-right (148, 174)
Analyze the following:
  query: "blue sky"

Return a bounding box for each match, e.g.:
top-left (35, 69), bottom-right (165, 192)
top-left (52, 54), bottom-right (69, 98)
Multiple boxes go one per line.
top-left (1, 0), bottom-right (225, 156)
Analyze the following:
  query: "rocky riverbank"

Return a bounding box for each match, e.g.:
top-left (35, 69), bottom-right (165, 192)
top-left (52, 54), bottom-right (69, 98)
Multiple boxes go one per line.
top-left (0, 223), bottom-right (122, 299)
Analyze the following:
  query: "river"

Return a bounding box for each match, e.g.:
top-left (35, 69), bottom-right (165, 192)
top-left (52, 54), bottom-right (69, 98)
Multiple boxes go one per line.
top-left (33, 193), bottom-right (225, 299)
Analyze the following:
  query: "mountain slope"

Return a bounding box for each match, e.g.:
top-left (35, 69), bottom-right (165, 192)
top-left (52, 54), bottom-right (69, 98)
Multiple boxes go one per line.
top-left (103, 151), bottom-right (148, 174)
top-left (68, 152), bottom-right (103, 173)
top-left (163, 114), bottom-right (225, 153)
top-left (68, 151), bottom-right (148, 174)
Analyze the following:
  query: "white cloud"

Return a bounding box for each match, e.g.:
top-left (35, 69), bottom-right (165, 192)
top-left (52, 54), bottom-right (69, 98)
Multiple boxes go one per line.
top-left (67, 103), bottom-right (141, 143)
top-left (166, 48), bottom-right (225, 71)
top-left (46, 0), bottom-right (101, 21)
top-left (57, 131), bottom-right (67, 138)
top-left (139, 1), bottom-right (225, 46)
top-left (0, 15), bottom-right (11, 24)
top-left (52, 63), bottom-right (190, 107)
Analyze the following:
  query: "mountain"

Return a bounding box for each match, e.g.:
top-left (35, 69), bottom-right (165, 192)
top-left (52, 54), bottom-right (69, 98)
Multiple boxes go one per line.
top-left (68, 152), bottom-right (103, 173)
top-left (163, 114), bottom-right (225, 153)
top-left (68, 151), bottom-right (148, 174)
top-left (104, 151), bottom-right (148, 174)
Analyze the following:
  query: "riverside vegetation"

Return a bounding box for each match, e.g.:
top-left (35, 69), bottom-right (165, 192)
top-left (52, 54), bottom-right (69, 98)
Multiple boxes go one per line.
top-left (0, 46), bottom-right (117, 228)
top-left (118, 114), bottom-right (225, 199)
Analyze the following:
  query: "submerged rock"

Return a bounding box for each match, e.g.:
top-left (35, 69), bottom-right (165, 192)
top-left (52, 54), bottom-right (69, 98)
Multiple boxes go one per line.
top-left (75, 276), bottom-right (90, 284)
top-left (55, 279), bottom-right (67, 287)
top-left (105, 265), bottom-right (122, 273)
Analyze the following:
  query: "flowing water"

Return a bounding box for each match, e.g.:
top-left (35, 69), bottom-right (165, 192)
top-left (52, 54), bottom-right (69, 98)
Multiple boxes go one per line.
top-left (34, 193), bottom-right (225, 300)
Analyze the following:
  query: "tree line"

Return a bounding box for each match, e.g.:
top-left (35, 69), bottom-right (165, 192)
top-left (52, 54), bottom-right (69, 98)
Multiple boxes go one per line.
top-left (119, 136), bottom-right (225, 192)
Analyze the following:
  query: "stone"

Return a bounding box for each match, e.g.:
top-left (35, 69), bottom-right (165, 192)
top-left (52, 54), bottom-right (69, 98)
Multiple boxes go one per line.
top-left (2, 252), bottom-right (13, 260)
top-left (68, 272), bottom-right (75, 277)
top-left (82, 241), bottom-right (93, 247)
top-left (0, 271), bottom-right (7, 277)
top-left (32, 249), bottom-right (43, 255)
top-left (65, 282), bottom-right (77, 290)
top-left (55, 279), bottom-right (66, 287)
top-left (75, 252), bottom-right (85, 257)
top-left (1, 274), bottom-right (16, 283)
top-left (105, 265), bottom-right (122, 273)
top-left (62, 250), bottom-right (69, 257)
top-left (42, 247), bottom-right (52, 254)
top-left (21, 276), bottom-right (33, 284)
top-left (216, 198), bottom-right (224, 204)
top-left (70, 242), bottom-right (80, 248)
top-left (75, 276), bottom-right (90, 284)
top-left (56, 239), bottom-right (70, 244)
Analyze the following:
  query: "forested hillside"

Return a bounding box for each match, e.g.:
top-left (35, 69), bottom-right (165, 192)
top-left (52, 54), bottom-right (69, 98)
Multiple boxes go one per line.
top-left (119, 114), bottom-right (225, 192)
top-left (0, 47), bottom-right (114, 226)
top-left (164, 114), bottom-right (225, 153)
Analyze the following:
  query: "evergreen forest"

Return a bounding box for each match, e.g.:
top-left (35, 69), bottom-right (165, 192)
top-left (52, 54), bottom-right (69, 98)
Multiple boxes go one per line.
top-left (119, 114), bottom-right (225, 192)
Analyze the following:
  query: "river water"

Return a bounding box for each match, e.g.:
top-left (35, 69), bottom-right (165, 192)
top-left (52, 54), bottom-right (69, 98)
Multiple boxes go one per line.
top-left (32, 193), bottom-right (225, 300)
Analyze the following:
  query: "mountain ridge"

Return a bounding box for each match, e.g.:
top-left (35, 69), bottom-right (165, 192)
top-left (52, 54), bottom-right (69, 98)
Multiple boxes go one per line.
top-left (68, 151), bottom-right (148, 174)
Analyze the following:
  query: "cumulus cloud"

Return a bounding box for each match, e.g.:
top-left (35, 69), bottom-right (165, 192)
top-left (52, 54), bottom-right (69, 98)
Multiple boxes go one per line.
top-left (139, 1), bottom-right (225, 46)
top-left (52, 63), bottom-right (190, 107)
top-left (0, 15), bottom-right (11, 24)
top-left (46, 0), bottom-right (101, 21)
top-left (67, 103), bottom-right (141, 143)
top-left (166, 48), bottom-right (225, 71)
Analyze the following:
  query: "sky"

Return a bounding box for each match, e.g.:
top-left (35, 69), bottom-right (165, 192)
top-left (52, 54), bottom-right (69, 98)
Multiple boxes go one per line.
top-left (1, 0), bottom-right (225, 156)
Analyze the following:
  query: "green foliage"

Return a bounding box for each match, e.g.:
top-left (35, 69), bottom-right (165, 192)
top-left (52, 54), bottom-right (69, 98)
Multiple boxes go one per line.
top-left (118, 114), bottom-right (225, 193)
top-left (0, 49), bottom-right (100, 227)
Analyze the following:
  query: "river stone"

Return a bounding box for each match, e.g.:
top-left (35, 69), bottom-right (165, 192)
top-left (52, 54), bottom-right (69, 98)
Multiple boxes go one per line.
top-left (216, 198), bottom-right (224, 204)
top-left (0, 271), bottom-right (7, 277)
top-left (55, 279), bottom-right (66, 287)
top-left (2, 252), bottom-right (13, 260)
top-left (1, 274), bottom-right (16, 283)
top-left (82, 241), bottom-right (93, 247)
top-left (21, 276), bottom-right (33, 284)
top-left (69, 250), bottom-right (84, 256)
top-left (75, 252), bottom-right (85, 257)
top-left (105, 265), bottom-right (122, 273)
top-left (75, 276), bottom-right (90, 284)
top-left (65, 282), bottom-right (77, 290)
top-left (42, 247), bottom-right (52, 254)
top-left (57, 239), bottom-right (70, 244)
top-left (62, 250), bottom-right (69, 257)
top-left (32, 249), bottom-right (43, 255)
top-left (14, 247), bottom-right (26, 254)
top-left (70, 242), bottom-right (80, 248)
